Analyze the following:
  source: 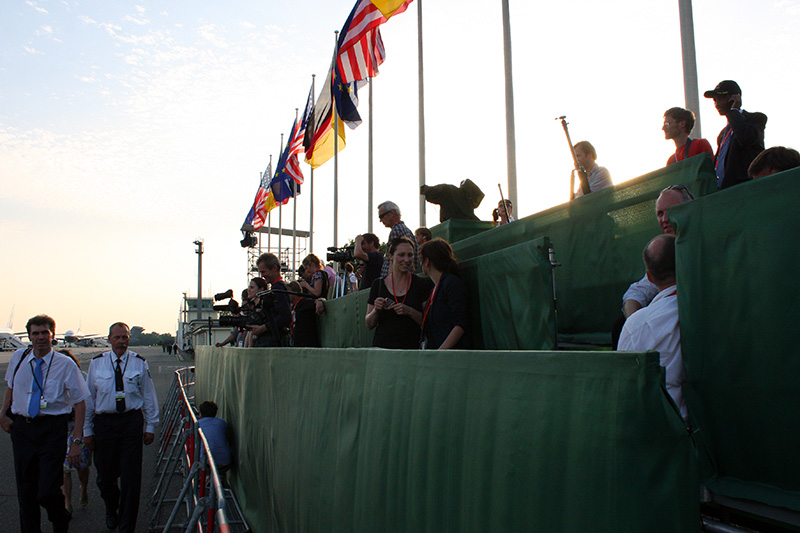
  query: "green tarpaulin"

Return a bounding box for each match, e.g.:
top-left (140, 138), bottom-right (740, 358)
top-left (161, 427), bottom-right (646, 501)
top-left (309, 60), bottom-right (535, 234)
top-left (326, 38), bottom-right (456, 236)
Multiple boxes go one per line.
top-left (671, 167), bottom-right (800, 511)
top-left (197, 346), bottom-right (697, 532)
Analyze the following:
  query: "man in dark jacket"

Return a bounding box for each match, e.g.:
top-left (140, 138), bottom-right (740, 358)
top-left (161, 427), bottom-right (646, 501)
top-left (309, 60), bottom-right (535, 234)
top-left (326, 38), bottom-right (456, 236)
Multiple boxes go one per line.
top-left (704, 80), bottom-right (767, 189)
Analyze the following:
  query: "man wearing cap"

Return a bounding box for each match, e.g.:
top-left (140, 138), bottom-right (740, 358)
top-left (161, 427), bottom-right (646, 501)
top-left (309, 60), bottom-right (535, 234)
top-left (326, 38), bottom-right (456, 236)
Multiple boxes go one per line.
top-left (704, 80), bottom-right (767, 189)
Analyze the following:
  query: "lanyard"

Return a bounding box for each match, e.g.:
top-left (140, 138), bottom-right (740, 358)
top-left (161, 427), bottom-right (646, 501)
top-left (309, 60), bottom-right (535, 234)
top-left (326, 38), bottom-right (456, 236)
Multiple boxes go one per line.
top-left (390, 273), bottom-right (412, 306)
top-left (420, 282), bottom-right (440, 332)
top-left (29, 351), bottom-right (54, 398)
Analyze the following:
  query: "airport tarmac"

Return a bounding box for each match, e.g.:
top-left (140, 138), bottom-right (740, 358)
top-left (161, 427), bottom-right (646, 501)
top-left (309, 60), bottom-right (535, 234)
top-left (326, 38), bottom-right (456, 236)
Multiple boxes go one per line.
top-left (1, 346), bottom-right (190, 532)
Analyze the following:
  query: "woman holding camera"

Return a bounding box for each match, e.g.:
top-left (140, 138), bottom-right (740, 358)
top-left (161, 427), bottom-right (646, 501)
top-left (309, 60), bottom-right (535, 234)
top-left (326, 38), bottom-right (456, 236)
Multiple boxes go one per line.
top-left (366, 237), bottom-right (432, 349)
top-left (243, 277), bottom-right (268, 347)
top-left (299, 254), bottom-right (329, 298)
top-left (419, 238), bottom-right (471, 349)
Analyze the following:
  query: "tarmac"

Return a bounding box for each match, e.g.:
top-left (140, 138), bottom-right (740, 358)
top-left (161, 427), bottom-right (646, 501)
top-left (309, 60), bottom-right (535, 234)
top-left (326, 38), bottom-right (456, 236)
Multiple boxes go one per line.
top-left (0, 346), bottom-right (190, 532)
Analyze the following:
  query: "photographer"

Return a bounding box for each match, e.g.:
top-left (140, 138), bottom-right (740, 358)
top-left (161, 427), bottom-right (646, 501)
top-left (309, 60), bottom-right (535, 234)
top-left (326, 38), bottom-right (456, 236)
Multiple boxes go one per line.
top-left (299, 254), bottom-right (329, 298)
top-left (355, 233), bottom-right (384, 291)
top-left (287, 281), bottom-right (321, 347)
top-left (216, 289), bottom-right (251, 347)
top-left (248, 253), bottom-right (292, 348)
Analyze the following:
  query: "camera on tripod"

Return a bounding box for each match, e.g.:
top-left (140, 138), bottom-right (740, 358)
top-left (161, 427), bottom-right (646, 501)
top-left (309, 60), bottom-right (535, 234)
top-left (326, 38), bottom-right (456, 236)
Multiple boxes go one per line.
top-left (327, 244), bottom-right (355, 264)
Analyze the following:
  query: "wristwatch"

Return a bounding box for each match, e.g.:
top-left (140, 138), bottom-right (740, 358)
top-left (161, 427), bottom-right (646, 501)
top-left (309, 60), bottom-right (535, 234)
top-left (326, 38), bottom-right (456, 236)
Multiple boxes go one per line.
top-left (71, 438), bottom-right (84, 446)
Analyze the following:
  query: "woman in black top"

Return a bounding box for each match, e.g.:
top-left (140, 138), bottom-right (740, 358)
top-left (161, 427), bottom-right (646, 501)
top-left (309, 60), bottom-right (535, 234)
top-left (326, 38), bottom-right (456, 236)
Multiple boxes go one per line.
top-left (366, 237), bottom-right (432, 349)
top-left (420, 238), bottom-right (470, 349)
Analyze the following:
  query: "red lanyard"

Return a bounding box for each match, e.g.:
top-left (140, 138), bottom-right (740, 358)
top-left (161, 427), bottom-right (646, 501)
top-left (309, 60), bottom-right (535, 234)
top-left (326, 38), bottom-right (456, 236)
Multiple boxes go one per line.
top-left (420, 283), bottom-right (439, 331)
top-left (390, 273), bottom-right (412, 306)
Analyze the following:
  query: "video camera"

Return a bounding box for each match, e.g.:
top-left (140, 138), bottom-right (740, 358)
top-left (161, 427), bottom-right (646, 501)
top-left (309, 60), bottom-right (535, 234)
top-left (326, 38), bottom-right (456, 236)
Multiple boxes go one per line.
top-left (212, 289), bottom-right (240, 314)
top-left (327, 244), bottom-right (355, 264)
top-left (218, 291), bottom-right (276, 328)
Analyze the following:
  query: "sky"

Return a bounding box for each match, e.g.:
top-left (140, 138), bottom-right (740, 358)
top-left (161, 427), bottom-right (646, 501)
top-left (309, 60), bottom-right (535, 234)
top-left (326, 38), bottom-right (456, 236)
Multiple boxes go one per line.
top-left (1, 0), bottom-right (798, 336)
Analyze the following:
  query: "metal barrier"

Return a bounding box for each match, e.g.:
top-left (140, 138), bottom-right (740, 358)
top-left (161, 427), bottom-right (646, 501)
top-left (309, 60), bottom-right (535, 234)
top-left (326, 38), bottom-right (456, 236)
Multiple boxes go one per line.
top-left (148, 367), bottom-right (249, 533)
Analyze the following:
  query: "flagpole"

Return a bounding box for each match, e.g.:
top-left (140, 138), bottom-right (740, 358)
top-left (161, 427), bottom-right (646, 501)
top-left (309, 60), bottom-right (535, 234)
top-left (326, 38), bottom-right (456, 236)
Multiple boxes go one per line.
top-left (501, 0), bottom-right (519, 214)
top-left (333, 30), bottom-right (340, 248)
top-left (293, 108), bottom-right (298, 279)
top-left (417, 0), bottom-right (426, 228)
top-left (310, 74), bottom-right (316, 256)
top-left (279, 133), bottom-right (284, 264)
top-left (267, 154), bottom-right (272, 254)
top-left (368, 77), bottom-right (374, 234)
top-left (678, 0), bottom-right (701, 138)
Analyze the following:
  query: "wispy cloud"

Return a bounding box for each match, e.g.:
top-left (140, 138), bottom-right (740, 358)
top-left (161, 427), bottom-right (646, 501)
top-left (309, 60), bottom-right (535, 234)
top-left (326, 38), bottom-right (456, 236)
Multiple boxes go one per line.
top-left (25, 0), bottom-right (48, 14)
top-left (22, 45), bottom-right (43, 55)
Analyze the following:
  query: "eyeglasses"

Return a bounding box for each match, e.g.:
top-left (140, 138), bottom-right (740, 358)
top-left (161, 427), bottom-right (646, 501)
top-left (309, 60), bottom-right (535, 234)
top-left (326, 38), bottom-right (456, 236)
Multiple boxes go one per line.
top-left (378, 211), bottom-right (391, 220)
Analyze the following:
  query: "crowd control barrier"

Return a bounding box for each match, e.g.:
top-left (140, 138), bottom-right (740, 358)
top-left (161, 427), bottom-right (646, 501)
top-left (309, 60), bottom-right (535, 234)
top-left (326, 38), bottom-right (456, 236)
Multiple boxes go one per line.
top-left (148, 367), bottom-right (250, 533)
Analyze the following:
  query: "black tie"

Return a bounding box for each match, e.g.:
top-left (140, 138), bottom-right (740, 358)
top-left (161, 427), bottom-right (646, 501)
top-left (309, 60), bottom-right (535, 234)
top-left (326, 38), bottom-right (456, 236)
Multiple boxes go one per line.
top-left (115, 358), bottom-right (126, 413)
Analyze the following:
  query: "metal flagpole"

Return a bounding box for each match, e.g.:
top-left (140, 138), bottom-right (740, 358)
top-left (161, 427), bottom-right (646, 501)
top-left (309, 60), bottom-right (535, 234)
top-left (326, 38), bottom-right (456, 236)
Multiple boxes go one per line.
top-left (333, 30), bottom-right (339, 248)
top-left (278, 134), bottom-right (284, 264)
top-left (267, 155), bottom-right (272, 253)
top-left (310, 74), bottom-right (316, 255)
top-left (501, 0), bottom-right (518, 213)
top-left (417, 0), bottom-right (426, 227)
top-left (678, 0), bottom-right (702, 138)
top-left (368, 77), bottom-right (374, 233)
top-left (292, 108), bottom-right (298, 279)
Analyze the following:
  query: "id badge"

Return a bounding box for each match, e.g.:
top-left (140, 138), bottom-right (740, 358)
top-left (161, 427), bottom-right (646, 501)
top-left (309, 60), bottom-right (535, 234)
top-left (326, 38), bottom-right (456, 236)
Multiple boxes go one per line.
top-left (115, 391), bottom-right (126, 401)
top-left (420, 339), bottom-right (427, 350)
top-left (39, 397), bottom-right (48, 409)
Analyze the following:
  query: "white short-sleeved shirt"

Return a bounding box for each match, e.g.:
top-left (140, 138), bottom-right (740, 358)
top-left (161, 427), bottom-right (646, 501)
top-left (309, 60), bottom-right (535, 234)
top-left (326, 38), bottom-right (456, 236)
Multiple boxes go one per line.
top-left (4, 348), bottom-right (90, 417)
top-left (618, 286), bottom-right (687, 419)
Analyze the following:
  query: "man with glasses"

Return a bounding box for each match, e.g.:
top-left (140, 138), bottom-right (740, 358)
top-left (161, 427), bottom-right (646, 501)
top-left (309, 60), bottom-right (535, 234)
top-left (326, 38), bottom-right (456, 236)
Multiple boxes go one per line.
top-left (377, 201), bottom-right (418, 277)
top-left (612, 185), bottom-right (694, 349)
top-left (662, 107), bottom-right (713, 166)
top-left (1, 314), bottom-right (89, 533)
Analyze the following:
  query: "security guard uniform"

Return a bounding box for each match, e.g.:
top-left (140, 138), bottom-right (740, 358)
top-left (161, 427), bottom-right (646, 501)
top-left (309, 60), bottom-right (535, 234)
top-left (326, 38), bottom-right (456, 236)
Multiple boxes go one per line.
top-left (84, 350), bottom-right (159, 532)
top-left (4, 347), bottom-right (89, 533)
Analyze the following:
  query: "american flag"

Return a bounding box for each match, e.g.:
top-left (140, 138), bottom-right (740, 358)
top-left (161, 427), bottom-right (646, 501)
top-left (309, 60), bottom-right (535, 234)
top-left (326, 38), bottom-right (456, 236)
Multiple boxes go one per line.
top-left (336, 0), bottom-right (412, 84)
top-left (285, 86), bottom-right (314, 184)
top-left (248, 162), bottom-right (272, 230)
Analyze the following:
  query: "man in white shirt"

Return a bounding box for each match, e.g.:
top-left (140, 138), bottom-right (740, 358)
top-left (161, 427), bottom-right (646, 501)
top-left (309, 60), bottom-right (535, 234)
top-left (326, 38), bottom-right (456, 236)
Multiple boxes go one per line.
top-left (612, 184), bottom-right (694, 349)
top-left (84, 322), bottom-right (159, 532)
top-left (1, 314), bottom-right (89, 533)
top-left (618, 235), bottom-right (688, 420)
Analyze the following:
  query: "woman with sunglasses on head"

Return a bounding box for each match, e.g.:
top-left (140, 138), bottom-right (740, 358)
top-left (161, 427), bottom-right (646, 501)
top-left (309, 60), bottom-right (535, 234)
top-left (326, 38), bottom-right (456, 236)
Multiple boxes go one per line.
top-left (366, 237), bottom-right (432, 349)
top-left (419, 238), bottom-right (471, 349)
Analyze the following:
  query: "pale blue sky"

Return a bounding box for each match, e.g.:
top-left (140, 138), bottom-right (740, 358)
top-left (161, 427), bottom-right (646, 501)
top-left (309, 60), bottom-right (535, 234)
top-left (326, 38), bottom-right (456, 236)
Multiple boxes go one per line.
top-left (2, 0), bottom-right (798, 335)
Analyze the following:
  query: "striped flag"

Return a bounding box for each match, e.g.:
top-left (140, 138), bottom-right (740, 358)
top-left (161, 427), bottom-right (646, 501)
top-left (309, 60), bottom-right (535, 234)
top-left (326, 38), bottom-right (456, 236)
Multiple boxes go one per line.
top-left (270, 120), bottom-right (302, 205)
top-left (244, 162), bottom-right (273, 230)
top-left (303, 65), bottom-right (346, 169)
top-left (336, 0), bottom-right (411, 84)
top-left (285, 85), bottom-right (314, 184)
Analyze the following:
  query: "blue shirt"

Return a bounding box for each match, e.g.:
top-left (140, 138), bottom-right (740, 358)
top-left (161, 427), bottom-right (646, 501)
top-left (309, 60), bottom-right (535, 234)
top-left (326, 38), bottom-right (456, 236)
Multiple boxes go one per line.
top-left (198, 417), bottom-right (231, 466)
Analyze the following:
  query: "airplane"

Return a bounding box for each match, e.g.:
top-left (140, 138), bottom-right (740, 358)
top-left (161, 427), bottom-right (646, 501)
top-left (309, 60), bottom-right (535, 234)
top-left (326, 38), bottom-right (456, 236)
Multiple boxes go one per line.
top-left (0, 306), bottom-right (26, 351)
top-left (56, 327), bottom-right (109, 348)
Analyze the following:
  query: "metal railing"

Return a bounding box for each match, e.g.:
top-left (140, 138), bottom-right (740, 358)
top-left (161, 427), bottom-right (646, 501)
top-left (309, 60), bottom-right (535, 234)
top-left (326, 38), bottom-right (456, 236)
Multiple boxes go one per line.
top-left (148, 367), bottom-right (249, 533)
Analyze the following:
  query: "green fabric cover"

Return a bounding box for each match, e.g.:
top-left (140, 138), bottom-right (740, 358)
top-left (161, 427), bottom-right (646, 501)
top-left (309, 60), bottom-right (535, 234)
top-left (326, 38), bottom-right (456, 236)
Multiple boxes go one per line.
top-left (430, 218), bottom-right (494, 244)
top-left (459, 237), bottom-right (556, 349)
top-left (197, 346), bottom-right (697, 532)
top-left (670, 167), bottom-right (800, 511)
top-left (452, 154), bottom-right (717, 345)
top-left (318, 288), bottom-right (374, 348)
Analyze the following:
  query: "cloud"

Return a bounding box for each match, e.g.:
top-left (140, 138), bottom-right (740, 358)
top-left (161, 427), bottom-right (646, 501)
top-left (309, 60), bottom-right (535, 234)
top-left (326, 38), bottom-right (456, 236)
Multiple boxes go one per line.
top-left (22, 45), bottom-right (43, 55)
top-left (25, 0), bottom-right (48, 14)
top-left (123, 14), bottom-right (150, 26)
top-left (35, 25), bottom-right (53, 36)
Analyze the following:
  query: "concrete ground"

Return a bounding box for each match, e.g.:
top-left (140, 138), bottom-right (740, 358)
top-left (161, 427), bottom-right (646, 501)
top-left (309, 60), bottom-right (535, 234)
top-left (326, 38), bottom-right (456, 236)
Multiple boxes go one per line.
top-left (1, 346), bottom-right (190, 532)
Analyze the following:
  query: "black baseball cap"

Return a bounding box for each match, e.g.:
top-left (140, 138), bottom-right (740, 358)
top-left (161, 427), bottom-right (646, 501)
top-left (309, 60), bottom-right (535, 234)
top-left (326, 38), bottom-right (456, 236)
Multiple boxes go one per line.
top-left (704, 80), bottom-right (741, 98)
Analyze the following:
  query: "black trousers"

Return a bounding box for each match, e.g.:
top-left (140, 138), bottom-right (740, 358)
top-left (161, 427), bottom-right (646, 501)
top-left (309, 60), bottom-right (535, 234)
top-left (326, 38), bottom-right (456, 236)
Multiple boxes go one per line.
top-left (11, 413), bottom-right (71, 533)
top-left (93, 409), bottom-right (144, 533)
